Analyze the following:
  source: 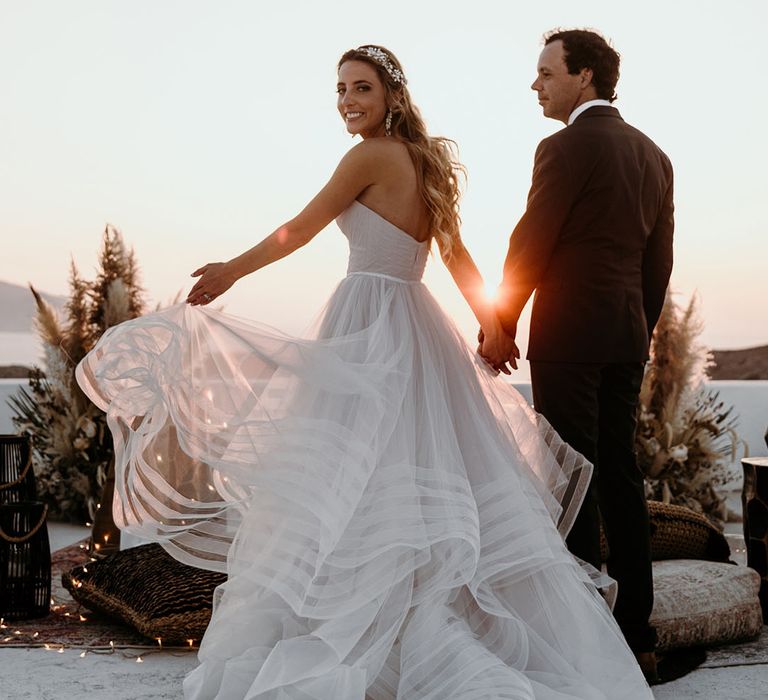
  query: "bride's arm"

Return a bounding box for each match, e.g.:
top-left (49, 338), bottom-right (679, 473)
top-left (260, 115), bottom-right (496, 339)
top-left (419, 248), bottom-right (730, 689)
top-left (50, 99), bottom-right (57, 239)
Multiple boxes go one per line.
top-left (441, 240), bottom-right (519, 373)
top-left (187, 141), bottom-right (387, 305)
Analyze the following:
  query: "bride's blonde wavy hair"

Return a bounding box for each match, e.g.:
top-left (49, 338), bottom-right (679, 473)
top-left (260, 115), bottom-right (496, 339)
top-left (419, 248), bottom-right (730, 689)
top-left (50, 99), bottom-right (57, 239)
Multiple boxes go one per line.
top-left (338, 45), bottom-right (466, 260)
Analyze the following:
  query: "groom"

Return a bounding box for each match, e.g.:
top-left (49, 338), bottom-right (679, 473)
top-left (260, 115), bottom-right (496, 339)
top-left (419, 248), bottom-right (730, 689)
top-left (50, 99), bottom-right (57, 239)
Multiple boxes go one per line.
top-left (481, 29), bottom-right (674, 677)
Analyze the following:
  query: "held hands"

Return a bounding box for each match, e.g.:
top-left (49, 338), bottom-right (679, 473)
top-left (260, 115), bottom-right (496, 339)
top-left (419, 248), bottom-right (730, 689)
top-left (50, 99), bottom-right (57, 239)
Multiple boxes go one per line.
top-left (186, 262), bottom-right (238, 306)
top-left (477, 321), bottom-right (520, 376)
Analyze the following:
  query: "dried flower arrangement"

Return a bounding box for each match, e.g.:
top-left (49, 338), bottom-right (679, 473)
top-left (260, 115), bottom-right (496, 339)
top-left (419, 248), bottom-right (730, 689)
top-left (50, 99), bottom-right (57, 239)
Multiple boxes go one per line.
top-left (637, 291), bottom-right (746, 528)
top-left (10, 226), bottom-right (144, 521)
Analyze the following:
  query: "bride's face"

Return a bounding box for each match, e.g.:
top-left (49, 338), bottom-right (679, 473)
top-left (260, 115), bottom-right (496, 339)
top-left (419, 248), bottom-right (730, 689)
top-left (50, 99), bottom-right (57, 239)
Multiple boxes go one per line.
top-left (337, 60), bottom-right (388, 139)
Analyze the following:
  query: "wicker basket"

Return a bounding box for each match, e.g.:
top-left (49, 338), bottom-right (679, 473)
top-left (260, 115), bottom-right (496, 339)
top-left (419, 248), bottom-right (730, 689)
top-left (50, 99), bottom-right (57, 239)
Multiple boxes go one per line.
top-left (0, 435), bottom-right (37, 505)
top-left (0, 500), bottom-right (51, 620)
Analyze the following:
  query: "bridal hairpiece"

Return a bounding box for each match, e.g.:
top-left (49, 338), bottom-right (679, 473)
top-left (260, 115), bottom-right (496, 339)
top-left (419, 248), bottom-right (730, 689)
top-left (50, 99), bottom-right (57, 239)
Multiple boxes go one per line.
top-left (356, 46), bottom-right (406, 85)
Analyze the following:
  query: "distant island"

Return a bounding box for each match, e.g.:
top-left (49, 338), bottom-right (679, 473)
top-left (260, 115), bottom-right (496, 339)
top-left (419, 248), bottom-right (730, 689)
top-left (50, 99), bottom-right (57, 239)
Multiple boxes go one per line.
top-left (0, 365), bottom-right (34, 379)
top-left (708, 346), bottom-right (768, 381)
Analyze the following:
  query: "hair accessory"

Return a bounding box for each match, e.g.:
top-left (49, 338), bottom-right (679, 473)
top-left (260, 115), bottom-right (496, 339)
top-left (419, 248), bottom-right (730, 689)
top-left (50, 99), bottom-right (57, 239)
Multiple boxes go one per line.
top-left (356, 46), bottom-right (406, 85)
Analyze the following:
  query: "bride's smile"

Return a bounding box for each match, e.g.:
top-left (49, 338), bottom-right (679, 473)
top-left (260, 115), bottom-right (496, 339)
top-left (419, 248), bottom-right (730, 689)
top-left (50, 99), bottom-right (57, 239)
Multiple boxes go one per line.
top-left (337, 59), bottom-right (388, 139)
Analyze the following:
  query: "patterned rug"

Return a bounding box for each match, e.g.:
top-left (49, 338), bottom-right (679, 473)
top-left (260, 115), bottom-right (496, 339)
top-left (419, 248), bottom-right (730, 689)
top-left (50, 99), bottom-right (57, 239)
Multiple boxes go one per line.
top-left (0, 540), bottom-right (178, 650)
top-left (701, 625), bottom-right (768, 668)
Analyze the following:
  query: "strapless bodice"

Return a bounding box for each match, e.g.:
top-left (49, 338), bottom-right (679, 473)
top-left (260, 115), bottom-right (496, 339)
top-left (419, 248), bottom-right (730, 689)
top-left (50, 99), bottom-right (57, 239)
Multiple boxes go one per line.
top-left (336, 201), bottom-right (429, 283)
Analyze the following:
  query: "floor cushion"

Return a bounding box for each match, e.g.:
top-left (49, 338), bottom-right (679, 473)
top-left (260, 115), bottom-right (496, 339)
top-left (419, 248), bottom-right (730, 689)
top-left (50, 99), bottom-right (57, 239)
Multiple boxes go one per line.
top-left (600, 500), bottom-right (732, 563)
top-left (62, 543), bottom-right (225, 644)
top-left (651, 559), bottom-right (763, 651)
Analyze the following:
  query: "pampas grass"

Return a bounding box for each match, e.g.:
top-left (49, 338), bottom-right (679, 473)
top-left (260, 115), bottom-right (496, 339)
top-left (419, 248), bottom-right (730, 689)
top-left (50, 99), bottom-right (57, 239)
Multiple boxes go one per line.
top-left (637, 290), bottom-right (746, 528)
top-left (10, 225), bottom-right (144, 522)
top-left (30, 286), bottom-right (64, 349)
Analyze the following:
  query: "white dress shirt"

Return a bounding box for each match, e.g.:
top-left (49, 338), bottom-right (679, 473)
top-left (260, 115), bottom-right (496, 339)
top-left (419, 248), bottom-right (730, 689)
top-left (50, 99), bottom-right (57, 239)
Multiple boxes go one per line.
top-left (567, 99), bottom-right (614, 125)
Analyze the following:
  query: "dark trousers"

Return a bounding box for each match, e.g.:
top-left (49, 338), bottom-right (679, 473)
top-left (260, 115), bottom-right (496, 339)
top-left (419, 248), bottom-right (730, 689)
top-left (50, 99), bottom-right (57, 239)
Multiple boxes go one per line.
top-left (530, 360), bottom-right (656, 653)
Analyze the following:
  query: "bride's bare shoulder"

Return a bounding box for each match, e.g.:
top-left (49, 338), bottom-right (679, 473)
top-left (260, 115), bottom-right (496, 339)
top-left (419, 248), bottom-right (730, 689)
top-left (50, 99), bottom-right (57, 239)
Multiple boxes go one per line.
top-left (344, 138), bottom-right (412, 173)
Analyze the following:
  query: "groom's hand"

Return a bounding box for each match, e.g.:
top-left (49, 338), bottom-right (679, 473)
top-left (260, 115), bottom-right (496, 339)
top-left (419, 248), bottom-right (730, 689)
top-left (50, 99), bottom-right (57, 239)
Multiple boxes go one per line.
top-left (478, 328), bottom-right (520, 375)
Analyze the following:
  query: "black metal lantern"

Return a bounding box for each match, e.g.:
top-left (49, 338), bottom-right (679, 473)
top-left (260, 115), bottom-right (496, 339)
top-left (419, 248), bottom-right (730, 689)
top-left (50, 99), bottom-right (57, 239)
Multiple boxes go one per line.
top-left (0, 435), bottom-right (37, 504)
top-left (0, 500), bottom-right (51, 619)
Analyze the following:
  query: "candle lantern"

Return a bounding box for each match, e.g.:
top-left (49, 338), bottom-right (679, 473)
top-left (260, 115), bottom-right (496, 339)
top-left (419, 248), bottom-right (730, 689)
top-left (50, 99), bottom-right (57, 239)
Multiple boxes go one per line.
top-left (0, 500), bottom-right (51, 619)
top-left (0, 435), bottom-right (37, 504)
top-left (0, 436), bottom-right (52, 619)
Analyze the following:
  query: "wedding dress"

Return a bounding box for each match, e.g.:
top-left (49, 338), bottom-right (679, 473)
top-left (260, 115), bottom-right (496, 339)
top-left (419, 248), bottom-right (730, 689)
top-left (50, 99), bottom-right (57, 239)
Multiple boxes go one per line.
top-left (77, 200), bottom-right (652, 699)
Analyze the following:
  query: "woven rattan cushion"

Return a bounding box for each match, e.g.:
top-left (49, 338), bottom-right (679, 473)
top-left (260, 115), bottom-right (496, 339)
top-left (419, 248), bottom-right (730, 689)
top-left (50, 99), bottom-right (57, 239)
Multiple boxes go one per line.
top-left (651, 559), bottom-right (763, 651)
top-left (599, 500), bottom-right (731, 563)
top-left (62, 543), bottom-right (226, 643)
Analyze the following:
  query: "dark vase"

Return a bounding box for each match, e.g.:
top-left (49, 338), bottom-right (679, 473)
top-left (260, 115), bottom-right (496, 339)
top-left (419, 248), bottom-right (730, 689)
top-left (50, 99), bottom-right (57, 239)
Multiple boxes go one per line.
top-left (89, 457), bottom-right (121, 557)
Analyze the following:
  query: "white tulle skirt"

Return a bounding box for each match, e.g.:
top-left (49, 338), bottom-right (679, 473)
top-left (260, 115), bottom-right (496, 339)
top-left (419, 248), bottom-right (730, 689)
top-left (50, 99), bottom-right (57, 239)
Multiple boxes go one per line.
top-left (77, 274), bottom-right (652, 699)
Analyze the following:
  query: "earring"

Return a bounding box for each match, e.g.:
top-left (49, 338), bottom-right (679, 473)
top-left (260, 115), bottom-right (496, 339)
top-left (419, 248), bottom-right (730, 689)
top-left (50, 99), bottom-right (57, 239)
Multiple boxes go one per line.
top-left (385, 110), bottom-right (393, 136)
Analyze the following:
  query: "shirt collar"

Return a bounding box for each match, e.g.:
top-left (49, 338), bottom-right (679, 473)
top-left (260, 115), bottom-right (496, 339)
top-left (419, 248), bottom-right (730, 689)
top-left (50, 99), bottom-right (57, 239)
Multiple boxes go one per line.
top-left (567, 99), bottom-right (614, 125)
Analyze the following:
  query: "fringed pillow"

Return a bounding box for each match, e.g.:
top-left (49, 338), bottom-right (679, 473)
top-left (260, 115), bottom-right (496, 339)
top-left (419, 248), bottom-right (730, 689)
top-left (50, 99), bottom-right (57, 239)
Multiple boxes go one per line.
top-left (62, 543), bottom-right (226, 644)
top-left (600, 500), bottom-right (732, 563)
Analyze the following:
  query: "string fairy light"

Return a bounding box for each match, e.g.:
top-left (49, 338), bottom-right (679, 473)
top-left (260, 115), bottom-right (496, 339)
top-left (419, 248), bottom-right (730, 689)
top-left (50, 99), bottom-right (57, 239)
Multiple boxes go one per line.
top-left (0, 622), bottom-right (200, 656)
top-left (1, 591), bottom-right (200, 662)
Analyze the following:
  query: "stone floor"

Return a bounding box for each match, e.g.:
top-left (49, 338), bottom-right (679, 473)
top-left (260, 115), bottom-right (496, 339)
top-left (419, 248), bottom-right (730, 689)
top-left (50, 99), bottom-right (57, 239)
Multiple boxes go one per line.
top-left (4, 637), bottom-right (767, 699)
top-left (2, 520), bottom-right (765, 699)
top-left (1, 646), bottom-right (198, 699)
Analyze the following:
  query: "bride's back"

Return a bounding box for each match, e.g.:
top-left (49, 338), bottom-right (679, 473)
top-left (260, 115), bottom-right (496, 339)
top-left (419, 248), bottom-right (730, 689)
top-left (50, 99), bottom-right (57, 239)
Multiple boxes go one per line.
top-left (354, 138), bottom-right (431, 243)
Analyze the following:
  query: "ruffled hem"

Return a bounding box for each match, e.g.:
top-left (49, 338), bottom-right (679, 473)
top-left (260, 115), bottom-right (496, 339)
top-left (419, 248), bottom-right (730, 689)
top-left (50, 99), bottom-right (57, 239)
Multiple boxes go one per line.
top-left (77, 277), bottom-right (650, 699)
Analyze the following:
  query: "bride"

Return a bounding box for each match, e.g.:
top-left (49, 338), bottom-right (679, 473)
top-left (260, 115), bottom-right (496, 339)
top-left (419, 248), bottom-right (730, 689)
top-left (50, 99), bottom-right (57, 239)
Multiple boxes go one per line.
top-left (77, 45), bottom-right (652, 699)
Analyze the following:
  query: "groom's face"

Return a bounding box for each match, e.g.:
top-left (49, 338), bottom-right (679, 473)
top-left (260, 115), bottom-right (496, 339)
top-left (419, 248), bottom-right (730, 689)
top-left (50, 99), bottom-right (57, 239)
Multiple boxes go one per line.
top-left (531, 40), bottom-right (586, 124)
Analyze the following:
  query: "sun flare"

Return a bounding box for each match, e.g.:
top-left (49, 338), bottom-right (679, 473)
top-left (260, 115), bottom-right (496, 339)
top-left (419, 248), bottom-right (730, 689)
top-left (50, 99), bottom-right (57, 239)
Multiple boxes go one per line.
top-left (483, 282), bottom-right (499, 303)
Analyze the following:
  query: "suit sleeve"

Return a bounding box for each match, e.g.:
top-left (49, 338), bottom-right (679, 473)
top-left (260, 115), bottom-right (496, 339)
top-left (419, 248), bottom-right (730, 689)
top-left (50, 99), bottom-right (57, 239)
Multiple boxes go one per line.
top-left (641, 165), bottom-right (674, 336)
top-left (497, 136), bottom-right (576, 336)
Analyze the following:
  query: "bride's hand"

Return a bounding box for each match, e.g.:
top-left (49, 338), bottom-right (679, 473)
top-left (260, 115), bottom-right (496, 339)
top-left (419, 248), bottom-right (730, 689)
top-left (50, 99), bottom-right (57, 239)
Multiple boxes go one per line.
top-left (186, 262), bottom-right (238, 306)
top-left (478, 320), bottom-right (519, 375)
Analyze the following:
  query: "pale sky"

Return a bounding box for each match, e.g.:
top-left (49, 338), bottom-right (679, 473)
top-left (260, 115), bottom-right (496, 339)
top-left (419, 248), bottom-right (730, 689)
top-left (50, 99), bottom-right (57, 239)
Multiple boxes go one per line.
top-left (1, 1), bottom-right (766, 380)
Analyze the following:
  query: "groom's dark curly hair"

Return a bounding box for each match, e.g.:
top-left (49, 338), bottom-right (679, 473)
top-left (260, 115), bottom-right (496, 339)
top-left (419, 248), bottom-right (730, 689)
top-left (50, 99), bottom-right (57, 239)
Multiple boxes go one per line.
top-left (544, 29), bottom-right (620, 102)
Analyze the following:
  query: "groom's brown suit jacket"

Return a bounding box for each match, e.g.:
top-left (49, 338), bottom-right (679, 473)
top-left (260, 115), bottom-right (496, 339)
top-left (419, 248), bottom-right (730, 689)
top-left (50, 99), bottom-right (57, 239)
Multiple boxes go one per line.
top-left (497, 106), bottom-right (674, 362)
